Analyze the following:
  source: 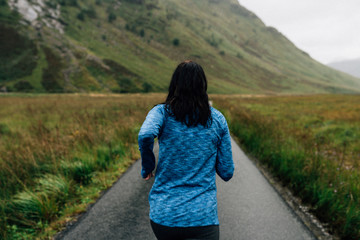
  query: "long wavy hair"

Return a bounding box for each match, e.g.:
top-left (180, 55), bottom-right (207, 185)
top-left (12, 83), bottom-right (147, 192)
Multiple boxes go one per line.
top-left (165, 60), bottom-right (212, 127)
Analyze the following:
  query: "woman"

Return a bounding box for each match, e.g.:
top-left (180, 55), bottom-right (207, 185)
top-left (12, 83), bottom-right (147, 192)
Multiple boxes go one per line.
top-left (138, 60), bottom-right (234, 240)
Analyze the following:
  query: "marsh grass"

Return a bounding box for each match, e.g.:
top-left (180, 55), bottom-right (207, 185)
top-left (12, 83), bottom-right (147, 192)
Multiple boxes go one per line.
top-left (2, 93), bottom-right (358, 239)
top-left (213, 94), bottom-right (360, 239)
top-left (0, 93), bottom-right (165, 239)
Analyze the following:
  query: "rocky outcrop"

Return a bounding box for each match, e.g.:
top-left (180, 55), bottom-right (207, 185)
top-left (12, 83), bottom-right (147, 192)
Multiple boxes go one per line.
top-left (8, 0), bottom-right (64, 33)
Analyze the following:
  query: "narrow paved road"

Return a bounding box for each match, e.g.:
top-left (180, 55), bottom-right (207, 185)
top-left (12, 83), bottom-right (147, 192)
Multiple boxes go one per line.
top-left (57, 138), bottom-right (315, 240)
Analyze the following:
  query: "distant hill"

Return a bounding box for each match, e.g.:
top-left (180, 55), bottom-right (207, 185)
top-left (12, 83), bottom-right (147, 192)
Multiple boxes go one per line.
top-left (328, 58), bottom-right (360, 78)
top-left (1, 0), bottom-right (360, 94)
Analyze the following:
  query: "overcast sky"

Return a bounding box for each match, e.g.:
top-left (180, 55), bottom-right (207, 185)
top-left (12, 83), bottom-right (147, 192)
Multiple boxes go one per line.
top-left (237, 0), bottom-right (360, 64)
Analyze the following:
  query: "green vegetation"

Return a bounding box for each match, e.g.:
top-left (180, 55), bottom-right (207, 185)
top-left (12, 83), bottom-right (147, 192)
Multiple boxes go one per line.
top-left (0, 25), bottom-right (38, 82)
top-left (172, 38), bottom-right (180, 46)
top-left (213, 94), bottom-right (360, 239)
top-left (1, 0), bottom-right (360, 94)
top-left (108, 12), bottom-right (116, 23)
top-left (1, 93), bottom-right (359, 239)
top-left (0, 93), bottom-right (164, 239)
top-left (41, 47), bottom-right (65, 93)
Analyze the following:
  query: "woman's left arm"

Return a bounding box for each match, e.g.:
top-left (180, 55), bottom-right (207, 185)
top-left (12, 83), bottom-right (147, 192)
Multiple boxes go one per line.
top-left (138, 105), bottom-right (165, 179)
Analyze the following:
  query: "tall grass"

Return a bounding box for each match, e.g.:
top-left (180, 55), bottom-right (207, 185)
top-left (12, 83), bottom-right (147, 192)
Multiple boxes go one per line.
top-left (2, 93), bottom-right (358, 239)
top-left (0, 93), bottom-right (165, 239)
top-left (213, 94), bottom-right (360, 239)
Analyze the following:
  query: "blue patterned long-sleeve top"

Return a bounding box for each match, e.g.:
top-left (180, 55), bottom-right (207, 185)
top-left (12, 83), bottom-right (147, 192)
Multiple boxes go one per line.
top-left (138, 104), bottom-right (234, 227)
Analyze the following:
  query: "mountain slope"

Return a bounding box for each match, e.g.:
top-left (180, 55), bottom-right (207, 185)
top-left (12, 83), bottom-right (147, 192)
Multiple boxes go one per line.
top-left (1, 0), bottom-right (360, 94)
top-left (328, 58), bottom-right (360, 78)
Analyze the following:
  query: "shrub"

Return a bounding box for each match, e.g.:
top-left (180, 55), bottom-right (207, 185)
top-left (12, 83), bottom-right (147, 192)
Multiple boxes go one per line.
top-left (115, 77), bottom-right (140, 93)
top-left (0, 123), bottom-right (11, 135)
top-left (172, 38), bottom-right (180, 46)
top-left (236, 52), bottom-right (243, 59)
top-left (7, 191), bottom-right (58, 227)
top-left (206, 34), bottom-right (219, 48)
top-left (142, 82), bottom-right (152, 93)
top-left (14, 81), bottom-right (34, 92)
top-left (77, 7), bottom-right (98, 20)
top-left (35, 174), bottom-right (74, 205)
top-left (77, 11), bottom-right (85, 21)
top-left (69, 0), bottom-right (78, 6)
top-left (41, 47), bottom-right (64, 93)
top-left (61, 160), bottom-right (94, 185)
top-left (123, 0), bottom-right (144, 4)
top-left (108, 12), bottom-right (116, 23)
top-left (85, 6), bottom-right (97, 19)
top-left (96, 146), bottom-right (112, 170)
top-left (125, 24), bottom-right (136, 33)
top-left (46, 1), bottom-right (58, 9)
top-left (57, 0), bottom-right (78, 6)
top-left (57, 0), bottom-right (66, 6)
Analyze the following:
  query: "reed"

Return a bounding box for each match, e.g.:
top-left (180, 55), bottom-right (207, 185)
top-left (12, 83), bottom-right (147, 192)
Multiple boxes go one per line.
top-left (213, 94), bottom-right (360, 239)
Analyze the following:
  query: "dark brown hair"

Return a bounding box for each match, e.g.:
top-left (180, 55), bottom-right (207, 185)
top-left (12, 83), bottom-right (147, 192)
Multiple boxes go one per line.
top-left (165, 61), bottom-right (211, 127)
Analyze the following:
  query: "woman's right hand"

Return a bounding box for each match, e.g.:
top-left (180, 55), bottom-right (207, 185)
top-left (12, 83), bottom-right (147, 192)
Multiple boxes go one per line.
top-left (144, 172), bottom-right (154, 181)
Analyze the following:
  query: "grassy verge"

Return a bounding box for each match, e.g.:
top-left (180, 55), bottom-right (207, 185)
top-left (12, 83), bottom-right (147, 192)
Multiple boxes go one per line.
top-left (0, 93), bottom-right (165, 239)
top-left (212, 94), bottom-right (360, 239)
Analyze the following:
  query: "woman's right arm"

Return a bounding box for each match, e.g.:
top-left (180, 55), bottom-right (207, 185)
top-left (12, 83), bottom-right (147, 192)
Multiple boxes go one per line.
top-left (138, 105), bottom-right (164, 179)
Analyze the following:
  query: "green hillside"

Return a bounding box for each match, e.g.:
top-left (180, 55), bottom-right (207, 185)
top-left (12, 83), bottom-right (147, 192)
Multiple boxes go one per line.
top-left (1, 0), bottom-right (360, 94)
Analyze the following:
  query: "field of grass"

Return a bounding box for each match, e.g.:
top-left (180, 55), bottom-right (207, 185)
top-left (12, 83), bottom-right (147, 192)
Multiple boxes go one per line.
top-left (0, 93), bottom-right (359, 239)
top-left (212, 94), bottom-right (360, 239)
top-left (0, 93), bottom-right (165, 239)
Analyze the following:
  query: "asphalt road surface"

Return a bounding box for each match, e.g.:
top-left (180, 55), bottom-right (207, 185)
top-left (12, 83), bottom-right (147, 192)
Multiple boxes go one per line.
top-left (57, 138), bottom-right (316, 240)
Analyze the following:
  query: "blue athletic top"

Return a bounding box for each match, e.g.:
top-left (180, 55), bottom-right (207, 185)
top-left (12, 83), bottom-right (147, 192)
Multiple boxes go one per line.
top-left (138, 104), bottom-right (234, 227)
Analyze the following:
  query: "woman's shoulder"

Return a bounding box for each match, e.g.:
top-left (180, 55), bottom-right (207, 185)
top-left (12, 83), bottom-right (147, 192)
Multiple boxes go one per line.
top-left (210, 107), bottom-right (226, 121)
top-left (144, 104), bottom-right (166, 120)
top-left (210, 107), bottom-right (228, 130)
top-left (153, 103), bottom-right (165, 108)
top-left (150, 103), bottom-right (166, 113)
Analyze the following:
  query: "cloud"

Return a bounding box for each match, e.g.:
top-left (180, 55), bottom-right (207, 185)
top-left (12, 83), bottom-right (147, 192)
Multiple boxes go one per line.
top-left (238, 0), bottom-right (360, 63)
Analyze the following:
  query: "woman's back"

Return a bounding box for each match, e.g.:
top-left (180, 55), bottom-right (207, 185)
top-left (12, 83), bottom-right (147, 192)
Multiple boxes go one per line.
top-left (138, 104), bottom-right (233, 227)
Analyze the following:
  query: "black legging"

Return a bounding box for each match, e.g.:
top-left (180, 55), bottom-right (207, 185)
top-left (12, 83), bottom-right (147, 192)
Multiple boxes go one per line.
top-left (150, 220), bottom-right (220, 240)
